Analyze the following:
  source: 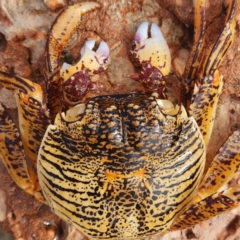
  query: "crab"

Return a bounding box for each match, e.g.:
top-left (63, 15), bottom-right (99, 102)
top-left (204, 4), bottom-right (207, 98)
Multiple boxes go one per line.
top-left (0, 0), bottom-right (240, 239)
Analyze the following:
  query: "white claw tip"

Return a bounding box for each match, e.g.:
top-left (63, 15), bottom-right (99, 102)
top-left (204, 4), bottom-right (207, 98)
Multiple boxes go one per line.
top-left (80, 40), bottom-right (96, 57)
top-left (135, 22), bottom-right (148, 43)
top-left (85, 40), bottom-right (96, 50)
top-left (151, 23), bottom-right (164, 39)
top-left (132, 21), bottom-right (171, 76)
top-left (60, 62), bottom-right (72, 74)
top-left (96, 41), bottom-right (110, 58)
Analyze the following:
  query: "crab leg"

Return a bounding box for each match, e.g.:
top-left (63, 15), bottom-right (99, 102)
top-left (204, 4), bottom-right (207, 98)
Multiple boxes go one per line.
top-left (0, 71), bottom-right (49, 166)
top-left (184, 0), bottom-right (236, 81)
top-left (195, 128), bottom-right (240, 201)
top-left (184, 0), bottom-right (206, 82)
top-left (187, 0), bottom-right (237, 147)
top-left (45, 2), bottom-right (101, 122)
top-left (201, 0), bottom-right (236, 77)
top-left (0, 103), bottom-right (45, 202)
top-left (189, 71), bottom-right (224, 147)
top-left (168, 187), bottom-right (240, 231)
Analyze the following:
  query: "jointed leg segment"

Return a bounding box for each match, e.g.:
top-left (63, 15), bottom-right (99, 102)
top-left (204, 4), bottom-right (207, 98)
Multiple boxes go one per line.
top-left (185, 0), bottom-right (237, 147)
top-left (167, 0), bottom-right (240, 231)
top-left (0, 103), bottom-right (45, 202)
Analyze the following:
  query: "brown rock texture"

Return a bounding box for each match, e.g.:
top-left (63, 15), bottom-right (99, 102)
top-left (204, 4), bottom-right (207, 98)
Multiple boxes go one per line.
top-left (0, 0), bottom-right (240, 240)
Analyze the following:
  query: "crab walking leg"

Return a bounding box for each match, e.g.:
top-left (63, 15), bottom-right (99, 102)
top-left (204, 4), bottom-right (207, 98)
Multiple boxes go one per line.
top-left (195, 128), bottom-right (240, 201)
top-left (0, 71), bottom-right (50, 166)
top-left (45, 2), bottom-right (100, 121)
top-left (201, 0), bottom-right (236, 77)
top-left (184, 0), bottom-right (206, 82)
top-left (45, 72), bottom-right (62, 124)
top-left (184, 0), bottom-right (236, 81)
top-left (0, 103), bottom-right (45, 202)
top-left (189, 70), bottom-right (223, 147)
top-left (188, 0), bottom-right (237, 147)
top-left (168, 188), bottom-right (240, 231)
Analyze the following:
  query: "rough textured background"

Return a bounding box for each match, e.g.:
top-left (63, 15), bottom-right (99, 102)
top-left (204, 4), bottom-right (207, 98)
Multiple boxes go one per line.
top-left (0, 0), bottom-right (240, 239)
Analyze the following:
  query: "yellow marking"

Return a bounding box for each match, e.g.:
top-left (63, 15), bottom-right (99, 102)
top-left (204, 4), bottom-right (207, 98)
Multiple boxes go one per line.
top-left (213, 69), bottom-right (220, 84)
top-left (193, 192), bottom-right (203, 204)
top-left (100, 157), bottom-right (112, 164)
top-left (19, 92), bottom-right (29, 104)
top-left (132, 120), bottom-right (140, 126)
top-left (136, 142), bottom-right (144, 148)
top-left (108, 132), bottom-right (115, 139)
top-left (131, 168), bottom-right (145, 179)
top-left (107, 121), bottom-right (116, 128)
top-left (106, 143), bottom-right (119, 149)
top-left (88, 137), bottom-right (97, 143)
top-left (105, 168), bottom-right (145, 182)
top-left (105, 170), bottom-right (122, 182)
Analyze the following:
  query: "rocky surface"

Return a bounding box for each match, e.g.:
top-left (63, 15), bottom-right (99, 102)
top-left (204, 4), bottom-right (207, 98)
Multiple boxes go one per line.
top-left (0, 0), bottom-right (240, 239)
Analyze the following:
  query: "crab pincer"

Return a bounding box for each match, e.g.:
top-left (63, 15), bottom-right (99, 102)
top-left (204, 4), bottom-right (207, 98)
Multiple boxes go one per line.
top-left (60, 40), bottom-right (110, 108)
top-left (130, 22), bottom-right (171, 99)
top-left (45, 2), bottom-right (103, 121)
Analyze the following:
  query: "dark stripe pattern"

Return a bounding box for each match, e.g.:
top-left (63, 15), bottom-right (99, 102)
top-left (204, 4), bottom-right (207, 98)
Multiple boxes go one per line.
top-left (37, 93), bottom-right (205, 239)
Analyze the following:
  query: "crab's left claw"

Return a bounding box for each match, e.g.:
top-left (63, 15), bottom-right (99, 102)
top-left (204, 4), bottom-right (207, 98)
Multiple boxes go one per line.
top-left (60, 40), bottom-right (110, 107)
top-left (130, 22), bottom-right (171, 98)
top-left (45, 2), bottom-right (101, 122)
top-left (46, 2), bottom-right (101, 72)
top-left (60, 40), bottom-right (110, 80)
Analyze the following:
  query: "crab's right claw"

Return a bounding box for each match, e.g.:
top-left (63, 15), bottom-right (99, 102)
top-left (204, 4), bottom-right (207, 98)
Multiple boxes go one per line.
top-left (130, 22), bottom-right (171, 98)
top-left (60, 40), bottom-right (110, 107)
top-left (132, 22), bottom-right (171, 75)
top-left (46, 2), bottom-right (101, 73)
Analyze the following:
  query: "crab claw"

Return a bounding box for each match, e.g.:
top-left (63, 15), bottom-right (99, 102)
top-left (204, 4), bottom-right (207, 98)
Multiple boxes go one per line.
top-left (46, 2), bottom-right (101, 72)
top-left (45, 2), bottom-right (101, 120)
top-left (130, 22), bottom-right (171, 98)
top-left (80, 40), bottom-right (110, 73)
top-left (60, 40), bottom-right (110, 81)
top-left (132, 22), bottom-right (171, 76)
top-left (60, 40), bottom-right (110, 107)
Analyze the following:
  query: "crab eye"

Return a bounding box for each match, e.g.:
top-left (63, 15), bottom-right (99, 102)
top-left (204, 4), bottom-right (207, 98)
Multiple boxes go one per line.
top-left (132, 22), bottom-right (171, 76)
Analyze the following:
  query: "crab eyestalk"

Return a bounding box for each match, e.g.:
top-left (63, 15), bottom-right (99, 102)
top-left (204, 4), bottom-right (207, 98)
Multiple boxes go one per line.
top-left (130, 22), bottom-right (171, 99)
top-left (60, 40), bottom-right (110, 108)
